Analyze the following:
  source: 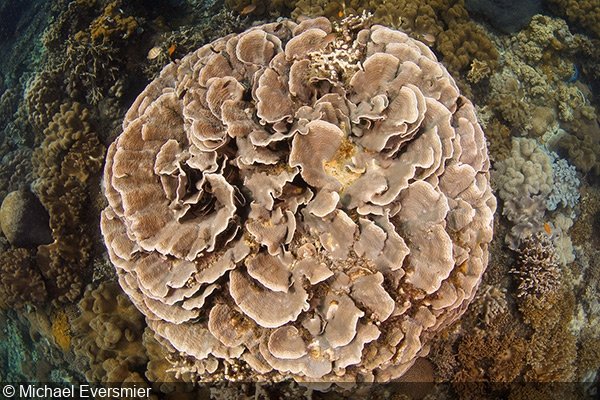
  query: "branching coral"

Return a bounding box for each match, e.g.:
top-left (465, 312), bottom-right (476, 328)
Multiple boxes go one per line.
top-left (293, 0), bottom-right (499, 82)
top-left (101, 17), bottom-right (496, 383)
top-left (486, 15), bottom-right (596, 135)
top-left (510, 232), bottom-right (562, 300)
top-left (88, 0), bottom-right (138, 44)
top-left (32, 102), bottom-right (105, 303)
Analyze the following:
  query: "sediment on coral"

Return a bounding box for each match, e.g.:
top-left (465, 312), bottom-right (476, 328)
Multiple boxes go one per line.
top-left (101, 15), bottom-right (496, 383)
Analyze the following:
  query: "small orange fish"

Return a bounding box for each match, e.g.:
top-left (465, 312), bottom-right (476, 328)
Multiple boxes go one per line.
top-left (168, 43), bottom-right (176, 57)
top-left (543, 222), bottom-right (552, 235)
top-left (240, 4), bottom-right (256, 15)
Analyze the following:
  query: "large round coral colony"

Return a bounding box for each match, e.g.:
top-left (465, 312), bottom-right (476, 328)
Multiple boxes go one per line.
top-left (100, 16), bottom-right (495, 383)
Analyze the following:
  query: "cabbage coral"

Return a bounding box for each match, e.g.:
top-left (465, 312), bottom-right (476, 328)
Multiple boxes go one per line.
top-left (101, 16), bottom-right (495, 383)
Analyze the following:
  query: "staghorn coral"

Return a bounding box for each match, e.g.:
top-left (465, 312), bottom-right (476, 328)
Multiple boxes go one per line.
top-left (32, 102), bottom-right (105, 303)
top-left (519, 288), bottom-right (578, 382)
top-left (72, 281), bottom-right (148, 383)
top-left (455, 313), bottom-right (528, 384)
top-left (100, 17), bottom-right (496, 384)
top-left (0, 248), bottom-right (47, 310)
top-left (510, 232), bottom-right (562, 300)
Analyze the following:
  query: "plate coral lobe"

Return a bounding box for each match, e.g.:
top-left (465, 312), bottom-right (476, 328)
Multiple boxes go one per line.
top-left (100, 15), bottom-right (496, 383)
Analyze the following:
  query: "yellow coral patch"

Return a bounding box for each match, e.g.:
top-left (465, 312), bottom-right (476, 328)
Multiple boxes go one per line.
top-left (51, 311), bottom-right (71, 352)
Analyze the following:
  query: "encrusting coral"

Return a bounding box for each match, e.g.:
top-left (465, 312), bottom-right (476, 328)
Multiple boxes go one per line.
top-left (100, 16), bottom-right (496, 383)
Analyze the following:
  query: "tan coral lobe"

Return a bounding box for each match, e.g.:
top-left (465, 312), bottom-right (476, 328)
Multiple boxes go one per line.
top-left (101, 17), bottom-right (495, 383)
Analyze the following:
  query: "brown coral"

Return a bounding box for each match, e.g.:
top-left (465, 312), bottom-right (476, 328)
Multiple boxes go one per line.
top-left (546, 0), bottom-right (600, 39)
top-left (101, 17), bottom-right (496, 383)
top-left (510, 232), bottom-right (562, 300)
top-left (293, 0), bottom-right (499, 80)
top-left (0, 248), bottom-right (47, 309)
top-left (72, 281), bottom-right (148, 383)
top-left (32, 102), bottom-right (105, 303)
top-left (88, 0), bottom-right (138, 44)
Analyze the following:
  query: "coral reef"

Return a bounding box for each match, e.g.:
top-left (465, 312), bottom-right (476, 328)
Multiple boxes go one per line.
top-left (483, 14), bottom-right (598, 175)
top-left (0, 146), bottom-right (33, 201)
top-left (0, 0), bottom-right (596, 393)
top-left (72, 281), bottom-right (148, 383)
top-left (546, 0), bottom-right (600, 39)
top-left (32, 102), bottom-right (105, 303)
top-left (493, 137), bottom-right (580, 253)
top-left (292, 0), bottom-right (499, 83)
top-left (101, 16), bottom-right (495, 383)
top-left (0, 248), bottom-right (47, 310)
top-left (510, 232), bottom-right (562, 300)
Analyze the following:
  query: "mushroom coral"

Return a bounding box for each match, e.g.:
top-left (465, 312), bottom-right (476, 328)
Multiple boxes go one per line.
top-left (101, 17), bottom-right (496, 383)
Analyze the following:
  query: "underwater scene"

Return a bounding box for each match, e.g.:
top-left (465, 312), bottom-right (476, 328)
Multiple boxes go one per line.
top-left (0, 0), bottom-right (599, 399)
